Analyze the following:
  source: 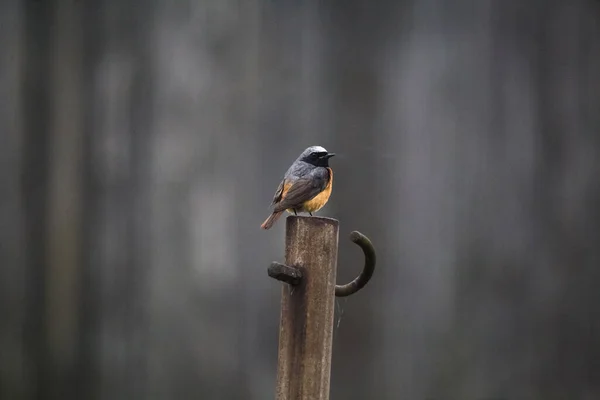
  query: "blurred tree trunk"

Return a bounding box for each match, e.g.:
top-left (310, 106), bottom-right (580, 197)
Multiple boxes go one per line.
top-left (0, 1), bottom-right (27, 398)
top-left (76, 1), bottom-right (155, 398)
top-left (20, 1), bottom-right (54, 399)
top-left (45, 1), bottom-right (85, 399)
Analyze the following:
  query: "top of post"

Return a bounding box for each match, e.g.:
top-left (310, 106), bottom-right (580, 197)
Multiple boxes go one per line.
top-left (286, 215), bottom-right (339, 229)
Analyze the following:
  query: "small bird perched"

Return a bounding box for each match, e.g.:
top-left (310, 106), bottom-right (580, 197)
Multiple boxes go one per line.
top-left (260, 145), bottom-right (335, 230)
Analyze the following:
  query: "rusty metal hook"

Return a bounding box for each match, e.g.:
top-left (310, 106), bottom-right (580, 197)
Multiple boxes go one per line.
top-left (334, 231), bottom-right (376, 297)
top-left (267, 230), bottom-right (376, 297)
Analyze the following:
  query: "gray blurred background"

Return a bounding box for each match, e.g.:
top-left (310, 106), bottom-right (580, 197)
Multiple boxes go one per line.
top-left (2, 0), bottom-right (600, 399)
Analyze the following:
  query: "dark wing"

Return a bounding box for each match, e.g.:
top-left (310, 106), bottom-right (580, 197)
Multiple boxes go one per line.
top-left (273, 168), bottom-right (329, 212)
top-left (270, 179), bottom-right (285, 206)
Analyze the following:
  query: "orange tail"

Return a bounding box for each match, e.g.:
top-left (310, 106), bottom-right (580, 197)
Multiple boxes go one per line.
top-left (261, 211), bottom-right (284, 230)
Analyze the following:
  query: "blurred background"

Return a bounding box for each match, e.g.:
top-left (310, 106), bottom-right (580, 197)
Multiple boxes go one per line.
top-left (2, 0), bottom-right (600, 399)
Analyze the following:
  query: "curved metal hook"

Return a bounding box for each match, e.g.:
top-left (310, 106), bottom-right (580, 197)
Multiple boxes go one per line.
top-left (335, 231), bottom-right (376, 297)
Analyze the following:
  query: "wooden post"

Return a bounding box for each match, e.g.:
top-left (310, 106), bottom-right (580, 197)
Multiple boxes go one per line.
top-left (275, 216), bottom-right (339, 400)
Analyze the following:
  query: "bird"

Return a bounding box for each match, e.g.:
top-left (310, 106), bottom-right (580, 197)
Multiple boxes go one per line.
top-left (260, 145), bottom-right (335, 230)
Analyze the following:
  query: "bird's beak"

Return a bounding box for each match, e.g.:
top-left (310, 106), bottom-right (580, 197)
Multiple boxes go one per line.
top-left (325, 152), bottom-right (336, 158)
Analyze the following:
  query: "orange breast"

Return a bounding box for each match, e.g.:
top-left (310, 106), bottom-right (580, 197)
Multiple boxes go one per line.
top-left (299, 167), bottom-right (333, 213)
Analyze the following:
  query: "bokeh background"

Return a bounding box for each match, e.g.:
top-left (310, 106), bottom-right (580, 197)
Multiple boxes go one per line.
top-left (2, 0), bottom-right (600, 399)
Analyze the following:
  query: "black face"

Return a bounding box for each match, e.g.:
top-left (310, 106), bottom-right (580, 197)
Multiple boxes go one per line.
top-left (302, 151), bottom-right (335, 167)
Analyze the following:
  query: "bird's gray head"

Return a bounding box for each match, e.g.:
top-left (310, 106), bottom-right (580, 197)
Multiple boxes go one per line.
top-left (297, 146), bottom-right (336, 167)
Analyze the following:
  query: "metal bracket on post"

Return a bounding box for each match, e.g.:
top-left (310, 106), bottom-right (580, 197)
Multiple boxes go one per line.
top-left (266, 216), bottom-right (376, 400)
top-left (268, 229), bottom-right (376, 296)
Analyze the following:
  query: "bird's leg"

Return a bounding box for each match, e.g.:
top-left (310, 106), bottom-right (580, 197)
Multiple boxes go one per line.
top-left (309, 212), bottom-right (313, 216)
top-left (293, 209), bottom-right (297, 216)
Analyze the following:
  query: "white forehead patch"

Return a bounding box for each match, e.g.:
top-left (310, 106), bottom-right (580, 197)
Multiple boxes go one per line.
top-left (305, 145), bottom-right (327, 153)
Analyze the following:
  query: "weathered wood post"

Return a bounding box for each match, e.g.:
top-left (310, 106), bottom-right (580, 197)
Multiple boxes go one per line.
top-left (275, 216), bottom-right (338, 399)
top-left (268, 215), bottom-right (376, 400)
